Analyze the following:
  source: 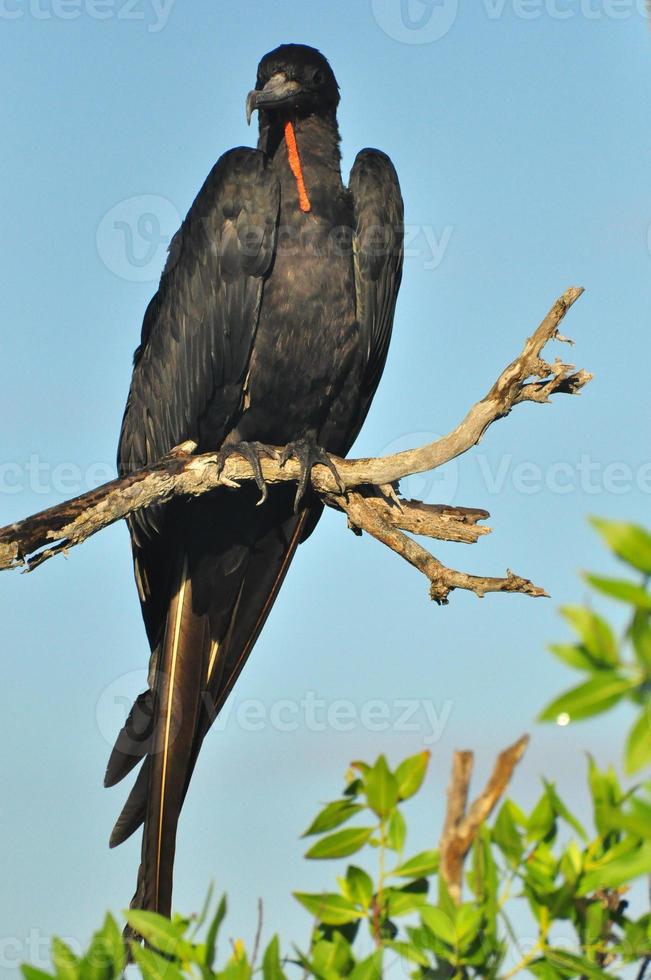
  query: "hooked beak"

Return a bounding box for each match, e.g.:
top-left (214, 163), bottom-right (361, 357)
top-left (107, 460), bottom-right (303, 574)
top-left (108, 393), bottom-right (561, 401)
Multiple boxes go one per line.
top-left (246, 73), bottom-right (302, 125)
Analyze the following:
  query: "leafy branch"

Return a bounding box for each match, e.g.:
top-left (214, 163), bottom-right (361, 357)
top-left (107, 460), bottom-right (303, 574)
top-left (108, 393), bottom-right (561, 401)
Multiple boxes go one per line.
top-left (22, 517), bottom-right (651, 979)
top-left (539, 517), bottom-right (651, 774)
top-left (24, 743), bottom-right (651, 979)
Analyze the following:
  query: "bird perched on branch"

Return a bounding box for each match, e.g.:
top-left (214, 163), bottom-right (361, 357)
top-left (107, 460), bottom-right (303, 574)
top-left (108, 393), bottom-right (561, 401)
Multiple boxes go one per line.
top-left (109, 43), bottom-right (403, 922)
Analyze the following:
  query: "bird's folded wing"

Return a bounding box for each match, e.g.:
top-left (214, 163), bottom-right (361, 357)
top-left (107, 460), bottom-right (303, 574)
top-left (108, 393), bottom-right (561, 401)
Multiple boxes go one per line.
top-left (349, 148), bottom-right (404, 431)
top-left (117, 146), bottom-right (280, 646)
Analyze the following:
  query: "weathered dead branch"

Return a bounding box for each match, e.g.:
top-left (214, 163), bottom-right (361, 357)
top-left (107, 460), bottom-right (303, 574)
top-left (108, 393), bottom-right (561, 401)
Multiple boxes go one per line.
top-left (439, 735), bottom-right (530, 903)
top-left (0, 288), bottom-right (590, 603)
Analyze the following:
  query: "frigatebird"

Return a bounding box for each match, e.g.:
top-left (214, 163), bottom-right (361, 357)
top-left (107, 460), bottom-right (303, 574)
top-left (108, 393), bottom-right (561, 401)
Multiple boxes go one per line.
top-left (109, 43), bottom-right (403, 919)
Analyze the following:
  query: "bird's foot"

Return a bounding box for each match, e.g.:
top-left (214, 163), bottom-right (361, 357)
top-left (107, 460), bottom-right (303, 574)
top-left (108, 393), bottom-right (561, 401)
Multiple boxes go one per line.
top-left (215, 441), bottom-right (278, 505)
top-left (279, 438), bottom-right (345, 512)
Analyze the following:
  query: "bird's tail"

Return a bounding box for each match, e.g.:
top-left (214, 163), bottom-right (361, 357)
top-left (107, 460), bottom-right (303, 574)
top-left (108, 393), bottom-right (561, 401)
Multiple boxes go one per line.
top-left (106, 490), bottom-right (313, 924)
top-left (120, 553), bottom-right (211, 920)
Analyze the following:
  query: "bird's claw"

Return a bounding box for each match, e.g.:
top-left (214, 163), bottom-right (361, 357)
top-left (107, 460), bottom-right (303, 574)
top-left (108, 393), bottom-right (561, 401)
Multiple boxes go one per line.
top-left (279, 439), bottom-right (345, 512)
top-left (215, 441), bottom-right (277, 505)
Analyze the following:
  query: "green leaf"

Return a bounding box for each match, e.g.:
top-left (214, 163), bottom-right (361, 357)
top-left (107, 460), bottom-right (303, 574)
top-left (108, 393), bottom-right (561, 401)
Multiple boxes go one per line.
top-left (222, 939), bottom-right (252, 980)
top-left (350, 760), bottom-right (370, 775)
top-left (204, 893), bottom-right (227, 969)
top-left (394, 751), bottom-right (430, 800)
top-left (304, 826), bottom-right (373, 859)
top-left (82, 914), bottom-right (125, 980)
top-left (262, 935), bottom-right (286, 980)
top-left (308, 935), bottom-right (353, 977)
top-left (124, 911), bottom-right (191, 960)
top-left (493, 801), bottom-right (524, 864)
top-left (100, 915), bottom-right (125, 980)
top-left (437, 875), bottom-right (457, 920)
top-left (588, 757), bottom-right (623, 834)
top-left (455, 904), bottom-right (483, 949)
top-left (293, 892), bottom-right (364, 926)
top-left (221, 955), bottom-right (253, 980)
top-left (364, 756), bottom-right (399, 817)
top-left (585, 574), bottom-right (651, 610)
top-left (599, 799), bottom-right (651, 839)
top-left (590, 517), bottom-right (651, 575)
top-left (579, 840), bottom-right (651, 894)
top-left (343, 777), bottom-right (364, 799)
top-left (302, 800), bottom-right (364, 837)
top-left (527, 791), bottom-right (556, 843)
top-left (384, 881), bottom-right (428, 916)
top-left (51, 939), bottom-right (79, 980)
top-left (626, 798), bottom-right (651, 836)
top-left (524, 841), bottom-right (557, 891)
top-left (386, 809), bottom-right (406, 852)
top-left (543, 947), bottom-right (611, 977)
top-left (345, 865), bottom-right (373, 907)
top-left (405, 923), bottom-right (440, 955)
top-left (631, 612), bottom-right (651, 671)
top-left (392, 850), bottom-right (440, 878)
top-left (560, 839), bottom-right (583, 883)
top-left (548, 643), bottom-right (599, 671)
top-left (469, 826), bottom-right (498, 909)
top-left (21, 969), bottom-right (54, 980)
top-left (129, 943), bottom-right (185, 980)
top-left (420, 906), bottom-right (455, 946)
top-left (625, 711), bottom-right (651, 775)
top-left (192, 882), bottom-right (214, 934)
top-left (582, 895), bottom-right (608, 946)
top-left (538, 672), bottom-right (635, 723)
top-left (543, 780), bottom-right (587, 840)
top-left (621, 914), bottom-right (651, 961)
top-left (349, 951), bottom-right (383, 980)
top-left (385, 940), bottom-right (430, 967)
top-left (560, 605), bottom-right (618, 666)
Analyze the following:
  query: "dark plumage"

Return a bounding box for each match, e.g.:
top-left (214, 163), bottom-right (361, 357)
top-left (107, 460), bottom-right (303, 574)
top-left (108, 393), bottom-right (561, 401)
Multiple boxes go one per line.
top-left (112, 43), bottom-right (403, 921)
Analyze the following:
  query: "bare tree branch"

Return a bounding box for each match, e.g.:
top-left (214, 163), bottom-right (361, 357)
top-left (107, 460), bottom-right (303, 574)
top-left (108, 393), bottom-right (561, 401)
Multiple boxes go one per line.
top-left (336, 490), bottom-right (546, 604)
top-left (439, 735), bottom-right (530, 904)
top-left (440, 751), bottom-right (474, 854)
top-left (0, 288), bottom-right (590, 603)
top-left (250, 898), bottom-right (264, 970)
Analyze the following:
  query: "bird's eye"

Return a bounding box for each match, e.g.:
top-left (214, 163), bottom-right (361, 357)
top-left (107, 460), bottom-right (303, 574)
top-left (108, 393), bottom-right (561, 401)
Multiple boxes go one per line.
top-left (311, 69), bottom-right (324, 85)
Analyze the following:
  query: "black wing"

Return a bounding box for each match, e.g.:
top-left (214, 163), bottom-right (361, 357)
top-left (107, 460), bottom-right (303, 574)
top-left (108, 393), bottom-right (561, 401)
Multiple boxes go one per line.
top-left (296, 149), bottom-right (403, 545)
top-left (110, 148), bottom-right (281, 919)
top-left (118, 146), bottom-right (280, 645)
top-left (349, 148), bottom-right (404, 427)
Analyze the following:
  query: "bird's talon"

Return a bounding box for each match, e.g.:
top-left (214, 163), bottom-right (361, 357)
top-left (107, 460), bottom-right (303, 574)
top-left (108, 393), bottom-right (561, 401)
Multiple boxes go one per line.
top-left (293, 472), bottom-right (310, 513)
top-left (215, 441), bottom-right (272, 502)
top-left (323, 456), bottom-right (345, 495)
top-left (280, 439), bottom-right (343, 511)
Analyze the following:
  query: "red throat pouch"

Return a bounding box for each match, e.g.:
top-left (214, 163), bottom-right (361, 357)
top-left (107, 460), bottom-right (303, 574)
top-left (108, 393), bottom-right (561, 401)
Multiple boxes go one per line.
top-left (284, 121), bottom-right (312, 213)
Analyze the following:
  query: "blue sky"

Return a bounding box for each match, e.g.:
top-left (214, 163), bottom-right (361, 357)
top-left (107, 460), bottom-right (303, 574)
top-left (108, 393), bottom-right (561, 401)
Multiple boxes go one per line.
top-left (1, 0), bottom-right (650, 973)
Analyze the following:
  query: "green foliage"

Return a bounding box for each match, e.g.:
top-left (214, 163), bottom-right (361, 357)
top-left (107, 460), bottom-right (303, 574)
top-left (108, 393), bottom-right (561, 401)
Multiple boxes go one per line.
top-left (22, 518), bottom-right (651, 978)
top-left (23, 752), bottom-right (651, 979)
top-left (539, 517), bottom-right (651, 775)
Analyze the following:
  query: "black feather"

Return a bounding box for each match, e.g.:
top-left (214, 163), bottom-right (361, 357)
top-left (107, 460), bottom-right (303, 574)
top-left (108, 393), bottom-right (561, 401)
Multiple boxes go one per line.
top-left (104, 690), bottom-right (154, 788)
top-left (109, 759), bottom-right (149, 848)
top-left (111, 43), bottom-right (404, 920)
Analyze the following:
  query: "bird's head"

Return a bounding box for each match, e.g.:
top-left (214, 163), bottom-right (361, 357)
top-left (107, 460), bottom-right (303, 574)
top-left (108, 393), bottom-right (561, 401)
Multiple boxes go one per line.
top-left (246, 44), bottom-right (340, 127)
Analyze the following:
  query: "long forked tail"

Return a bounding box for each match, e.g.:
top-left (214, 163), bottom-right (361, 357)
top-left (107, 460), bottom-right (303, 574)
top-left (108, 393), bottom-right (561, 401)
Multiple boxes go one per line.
top-left (106, 492), bottom-right (312, 923)
top-left (131, 554), bottom-right (210, 918)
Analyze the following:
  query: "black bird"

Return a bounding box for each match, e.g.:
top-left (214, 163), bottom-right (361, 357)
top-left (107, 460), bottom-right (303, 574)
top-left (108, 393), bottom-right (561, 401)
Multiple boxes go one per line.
top-left (110, 43), bottom-right (403, 919)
